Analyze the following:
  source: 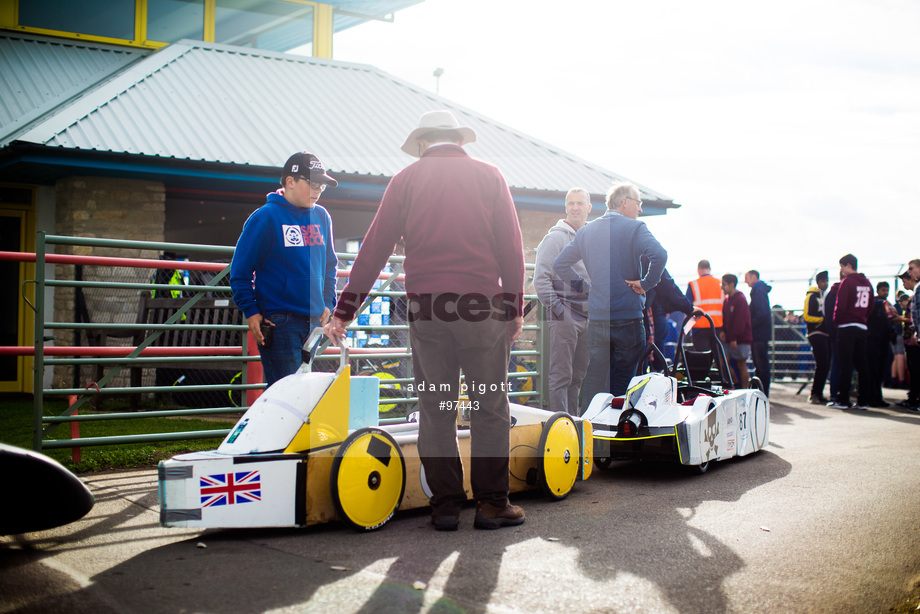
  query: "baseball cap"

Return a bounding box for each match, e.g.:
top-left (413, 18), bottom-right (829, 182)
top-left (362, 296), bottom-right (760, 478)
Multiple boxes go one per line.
top-left (898, 271), bottom-right (912, 281)
top-left (281, 152), bottom-right (338, 187)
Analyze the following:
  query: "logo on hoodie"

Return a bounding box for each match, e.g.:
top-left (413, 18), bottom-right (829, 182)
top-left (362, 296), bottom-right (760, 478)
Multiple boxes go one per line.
top-left (282, 224), bottom-right (325, 247)
top-left (283, 225), bottom-right (304, 247)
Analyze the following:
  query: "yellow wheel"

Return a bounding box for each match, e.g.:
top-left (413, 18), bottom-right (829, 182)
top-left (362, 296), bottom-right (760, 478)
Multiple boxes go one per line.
top-left (374, 371), bottom-right (401, 413)
top-left (330, 428), bottom-right (405, 531)
top-left (538, 412), bottom-right (580, 500)
top-left (228, 371), bottom-right (242, 407)
top-left (513, 364), bottom-right (533, 404)
top-left (358, 369), bottom-right (402, 414)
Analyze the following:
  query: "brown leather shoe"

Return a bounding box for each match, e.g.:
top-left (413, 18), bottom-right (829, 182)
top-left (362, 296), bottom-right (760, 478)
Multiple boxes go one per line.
top-left (474, 502), bottom-right (525, 530)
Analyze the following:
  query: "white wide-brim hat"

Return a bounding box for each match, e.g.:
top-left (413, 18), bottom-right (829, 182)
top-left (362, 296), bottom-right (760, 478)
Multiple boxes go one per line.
top-left (400, 110), bottom-right (477, 157)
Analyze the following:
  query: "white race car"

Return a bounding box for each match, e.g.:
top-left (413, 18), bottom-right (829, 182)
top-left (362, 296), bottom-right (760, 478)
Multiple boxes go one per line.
top-left (583, 314), bottom-right (770, 474)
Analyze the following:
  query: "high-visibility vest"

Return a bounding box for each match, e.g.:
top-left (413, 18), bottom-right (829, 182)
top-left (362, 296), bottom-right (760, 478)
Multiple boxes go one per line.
top-left (690, 275), bottom-right (723, 328)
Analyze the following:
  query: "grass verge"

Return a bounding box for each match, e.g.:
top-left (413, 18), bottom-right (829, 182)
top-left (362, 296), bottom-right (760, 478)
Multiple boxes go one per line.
top-left (0, 395), bottom-right (236, 474)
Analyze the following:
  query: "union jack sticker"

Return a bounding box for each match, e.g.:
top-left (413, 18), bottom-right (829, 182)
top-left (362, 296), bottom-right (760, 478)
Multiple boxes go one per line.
top-left (200, 471), bottom-right (261, 507)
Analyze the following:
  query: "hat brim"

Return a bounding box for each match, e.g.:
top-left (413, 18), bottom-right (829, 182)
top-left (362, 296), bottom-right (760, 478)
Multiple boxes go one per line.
top-left (313, 172), bottom-right (338, 187)
top-left (400, 126), bottom-right (477, 157)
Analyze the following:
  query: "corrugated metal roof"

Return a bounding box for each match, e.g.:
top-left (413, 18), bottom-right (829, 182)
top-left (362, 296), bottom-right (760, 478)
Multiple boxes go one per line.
top-left (4, 35), bottom-right (674, 203)
top-left (0, 33), bottom-right (148, 145)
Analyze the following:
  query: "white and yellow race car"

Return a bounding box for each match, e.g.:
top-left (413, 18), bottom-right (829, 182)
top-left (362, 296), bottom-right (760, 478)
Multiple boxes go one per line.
top-left (158, 330), bottom-right (592, 531)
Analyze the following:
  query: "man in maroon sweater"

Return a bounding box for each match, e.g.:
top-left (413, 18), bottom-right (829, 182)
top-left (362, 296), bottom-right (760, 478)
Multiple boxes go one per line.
top-left (325, 110), bottom-right (526, 531)
top-left (830, 253), bottom-right (874, 409)
top-left (719, 274), bottom-right (753, 388)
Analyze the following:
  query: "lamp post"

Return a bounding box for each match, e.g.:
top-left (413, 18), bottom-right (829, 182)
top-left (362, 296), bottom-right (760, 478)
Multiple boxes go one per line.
top-left (433, 67), bottom-right (444, 94)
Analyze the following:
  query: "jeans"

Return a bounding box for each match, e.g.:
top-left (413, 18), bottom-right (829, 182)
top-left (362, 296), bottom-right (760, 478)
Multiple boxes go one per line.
top-left (258, 313), bottom-right (321, 387)
top-left (750, 339), bottom-right (771, 395)
top-left (581, 318), bottom-right (646, 412)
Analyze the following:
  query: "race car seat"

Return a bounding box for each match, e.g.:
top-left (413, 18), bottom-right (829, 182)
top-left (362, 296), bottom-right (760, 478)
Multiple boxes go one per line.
top-left (683, 349), bottom-right (714, 384)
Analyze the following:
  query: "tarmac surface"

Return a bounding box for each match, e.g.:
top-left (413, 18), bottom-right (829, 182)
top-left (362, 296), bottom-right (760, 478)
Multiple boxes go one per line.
top-left (3, 382), bottom-right (920, 614)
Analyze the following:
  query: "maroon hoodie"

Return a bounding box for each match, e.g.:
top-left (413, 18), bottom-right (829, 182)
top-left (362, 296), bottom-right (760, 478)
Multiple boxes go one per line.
top-left (834, 272), bottom-right (874, 329)
top-left (723, 291), bottom-right (753, 344)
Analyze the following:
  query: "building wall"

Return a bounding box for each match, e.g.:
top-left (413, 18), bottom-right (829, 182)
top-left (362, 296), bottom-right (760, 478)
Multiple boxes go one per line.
top-left (54, 176), bottom-right (166, 245)
top-left (50, 176), bottom-right (166, 389)
top-left (518, 209), bottom-right (563, 262)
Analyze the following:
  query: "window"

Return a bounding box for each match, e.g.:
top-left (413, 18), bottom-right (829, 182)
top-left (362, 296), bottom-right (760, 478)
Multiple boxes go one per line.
top-left (215, 0), bottom-right (314, 52)
top-left (147, 0), bottom-right (205, 43)
top-left (11, 0), bottom-right (321, 53)
top-left (19, 0), bottom-right (135, 41)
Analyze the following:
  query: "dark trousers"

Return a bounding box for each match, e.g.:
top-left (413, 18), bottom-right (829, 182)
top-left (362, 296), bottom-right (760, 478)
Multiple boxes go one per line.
top-left (808, 334), bottom-right (830, 399)
top-left (866, 335), bottom-right (889, 404)
top-left (408, 294), bottom-right (512, 516)
top-left (906, 344), bottom-right (920, 405)
top-left (583, 318), bottom-right (646, 411)
top-left (836, 327), bottom-right (869, 405)
top-left (750, 339), bottom-right (771, 395)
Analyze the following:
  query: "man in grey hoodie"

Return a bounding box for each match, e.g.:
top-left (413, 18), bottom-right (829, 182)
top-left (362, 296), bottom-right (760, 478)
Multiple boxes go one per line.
top-left (534, 188), bottom-right (593, 415)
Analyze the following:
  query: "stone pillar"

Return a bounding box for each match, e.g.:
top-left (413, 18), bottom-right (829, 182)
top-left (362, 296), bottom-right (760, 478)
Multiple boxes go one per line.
top-left (51, 176), bottom-right (166, 392)
top-left (55, 176), bottom-right (165, 245)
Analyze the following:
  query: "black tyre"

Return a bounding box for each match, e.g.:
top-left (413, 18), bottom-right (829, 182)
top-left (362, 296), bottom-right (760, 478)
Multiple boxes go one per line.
top-left (594, 456), bottom-right (615, 470)
top-left (689, 460), bottom-right (710, 475)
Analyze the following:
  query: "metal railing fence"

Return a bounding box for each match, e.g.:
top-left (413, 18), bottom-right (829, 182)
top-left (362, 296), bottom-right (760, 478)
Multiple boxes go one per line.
top-left (19, 234), bottom-right (544, 451)
top-left (769, 310), bottom-right (816, 383)
top-left (31, 234), bottom-right (253, 451)
top-left (18, 233), bottom-right (818, 454)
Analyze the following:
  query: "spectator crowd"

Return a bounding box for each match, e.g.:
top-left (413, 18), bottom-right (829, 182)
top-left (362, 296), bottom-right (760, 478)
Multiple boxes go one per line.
top-left (802, 257), bottom-right (920, 411)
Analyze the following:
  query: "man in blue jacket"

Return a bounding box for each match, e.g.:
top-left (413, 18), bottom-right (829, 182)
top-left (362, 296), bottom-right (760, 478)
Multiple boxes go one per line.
top-left (230, 152), bottom-right (338, 387)
top-left (745, 270), bottom-right (772, 395)
top-left (554, 182), bottom-right (667, 410)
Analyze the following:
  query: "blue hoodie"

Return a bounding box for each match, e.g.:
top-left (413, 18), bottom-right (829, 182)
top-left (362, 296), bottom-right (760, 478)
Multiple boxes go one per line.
top-left (749, 279), bottom-right (773, 341)
top-left (553, 209), bottom-right (667, 320)
top-left (230, 192), bottom-right (337, 320)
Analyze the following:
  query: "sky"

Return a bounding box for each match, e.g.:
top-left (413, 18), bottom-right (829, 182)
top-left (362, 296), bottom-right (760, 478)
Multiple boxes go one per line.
top-left (327, 0), bottom-right (919, 309)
